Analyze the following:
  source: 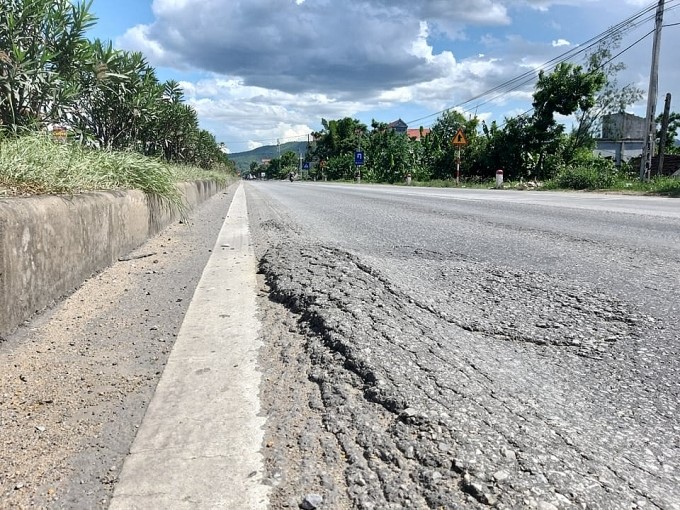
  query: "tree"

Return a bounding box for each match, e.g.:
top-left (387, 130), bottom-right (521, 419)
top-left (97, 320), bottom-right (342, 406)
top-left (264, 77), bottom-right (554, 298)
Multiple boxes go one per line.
top-left (312, 118), bottom-right (365, 158)
top-left (533, 62), bottom-right (605, 133)
top-left (267, 151), bottom-right (299, 179)
top-left (311, 117), bottom-right (366, 180)
top-left (70, 40), bottom-right (161, 150)
top-left (249, 161), bottom-right (260, 178)
top-left (571, 36), bottom-right (644, 154)
top-left (0, 0), bottom-right (95, 133)
top-left (191, 129), bottom-right (229, 170)
top-left (530, 62), bottom-right (605, 178)
top-left (475, 117), bottom-right (539, 181)
top-left (657, 111), bottom-right (680, 154)
top-left (423, 110), bottom-right (479, 180)
top-left (365, 120), bottom-right (413, 183)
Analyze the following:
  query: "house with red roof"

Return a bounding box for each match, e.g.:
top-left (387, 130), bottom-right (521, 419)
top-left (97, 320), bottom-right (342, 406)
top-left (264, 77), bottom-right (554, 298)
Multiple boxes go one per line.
top-left (387, 119), bottom-right (430, 141)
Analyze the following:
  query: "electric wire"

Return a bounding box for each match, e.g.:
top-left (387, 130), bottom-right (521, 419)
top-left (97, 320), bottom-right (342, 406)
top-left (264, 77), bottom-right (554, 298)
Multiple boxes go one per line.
top-left (406, 0), bottom-right (679, 126)
top-left (223, 0), bottom-right (679, 147)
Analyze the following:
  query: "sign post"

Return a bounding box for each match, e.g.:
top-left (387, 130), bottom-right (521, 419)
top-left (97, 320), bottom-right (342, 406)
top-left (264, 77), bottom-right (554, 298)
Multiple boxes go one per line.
top-left (451, 128), bottom-right (468, 184)
top-left (354, 150), bottom-right (364, 184)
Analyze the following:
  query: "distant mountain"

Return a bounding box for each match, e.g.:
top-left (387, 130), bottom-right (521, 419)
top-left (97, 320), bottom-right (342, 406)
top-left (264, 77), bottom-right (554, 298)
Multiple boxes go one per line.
top-left (229, 141), bottom-right (309, 172)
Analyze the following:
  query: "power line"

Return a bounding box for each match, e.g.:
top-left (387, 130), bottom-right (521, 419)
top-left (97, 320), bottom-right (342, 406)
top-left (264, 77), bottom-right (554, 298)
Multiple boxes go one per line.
top-left (484, 3), bottom-right (680, 129)
top-left (406, 0), bottom-right (679, 126)
top-left (223, 0), bottom-right (679, 146)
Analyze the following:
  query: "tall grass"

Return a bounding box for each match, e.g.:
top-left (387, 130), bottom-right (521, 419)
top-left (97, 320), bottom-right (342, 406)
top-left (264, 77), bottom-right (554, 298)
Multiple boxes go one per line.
top-left (608, 176), bottom-right (680, 197)
top-left (543, 168), bottom-right (680, 196)
top-left (0, 133), bottom-right (232, 213)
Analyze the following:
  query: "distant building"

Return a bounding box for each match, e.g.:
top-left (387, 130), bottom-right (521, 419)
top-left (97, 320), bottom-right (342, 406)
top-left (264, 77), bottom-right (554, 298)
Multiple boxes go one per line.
top-left (601, 112), bottom-right (646, 139)
top-left (407, 128), bottom-right (431, 141)
top-left (595, 112), bottom-right (645, 165)
top-left (387, 119), bottom-right (430, 140)
top-left (387, 119), bottom-right (408, 135)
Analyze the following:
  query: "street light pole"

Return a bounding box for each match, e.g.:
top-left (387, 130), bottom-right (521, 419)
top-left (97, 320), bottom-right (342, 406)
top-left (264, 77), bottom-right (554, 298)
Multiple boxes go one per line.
top-left (639, 0), bottom-right (665, 181)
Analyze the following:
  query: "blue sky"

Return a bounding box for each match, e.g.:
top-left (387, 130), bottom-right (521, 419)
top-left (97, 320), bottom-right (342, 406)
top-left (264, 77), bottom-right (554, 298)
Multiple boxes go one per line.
top-left (85, 0), bottom-right (680, 153)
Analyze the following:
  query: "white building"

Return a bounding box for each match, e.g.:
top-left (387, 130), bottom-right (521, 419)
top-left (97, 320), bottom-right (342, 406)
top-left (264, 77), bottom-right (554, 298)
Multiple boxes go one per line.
top-left (594, 113), bottom-right (645, 165)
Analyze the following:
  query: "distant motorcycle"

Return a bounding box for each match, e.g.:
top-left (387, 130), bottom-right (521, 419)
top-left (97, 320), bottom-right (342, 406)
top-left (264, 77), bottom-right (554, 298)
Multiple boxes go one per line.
top-left (289, 172), bottom-right (294, 182)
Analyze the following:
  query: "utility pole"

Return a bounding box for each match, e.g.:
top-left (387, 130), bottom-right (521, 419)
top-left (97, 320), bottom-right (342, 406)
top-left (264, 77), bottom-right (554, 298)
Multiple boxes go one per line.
top-left (277, 138), bottom-right (281, 177)
top-left (639, 0), bottom-right (665, 181)
top-left (657, 93), bottom-right (672, 176)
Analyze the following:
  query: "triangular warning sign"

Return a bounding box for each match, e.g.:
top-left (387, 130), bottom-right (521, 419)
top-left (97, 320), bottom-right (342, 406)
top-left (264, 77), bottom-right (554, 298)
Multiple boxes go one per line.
top-left (452, 128), bottom-right (468, 146)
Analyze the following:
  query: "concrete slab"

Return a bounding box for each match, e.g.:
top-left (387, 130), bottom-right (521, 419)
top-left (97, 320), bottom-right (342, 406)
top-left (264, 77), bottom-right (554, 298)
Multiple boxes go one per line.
top-left (109, 182), bottom-right (269, 509)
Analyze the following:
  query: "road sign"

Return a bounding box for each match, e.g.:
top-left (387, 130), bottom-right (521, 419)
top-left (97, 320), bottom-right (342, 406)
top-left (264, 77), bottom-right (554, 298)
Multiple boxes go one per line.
top-left (452, 128), bottom-right (468, 146)
top-left (302, 162), bottom-right (310, 170)
top-left (354, 150), bottom-right (365, 166)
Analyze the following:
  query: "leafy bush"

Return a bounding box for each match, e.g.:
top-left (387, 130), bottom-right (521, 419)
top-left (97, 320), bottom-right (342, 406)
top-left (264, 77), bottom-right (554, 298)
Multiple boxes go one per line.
top-left (649, 177), bottom-right (680, 196)
top-left (551, 167), bottom-right (614, 189)
top-left (547, 153), bottom-right (617, 190)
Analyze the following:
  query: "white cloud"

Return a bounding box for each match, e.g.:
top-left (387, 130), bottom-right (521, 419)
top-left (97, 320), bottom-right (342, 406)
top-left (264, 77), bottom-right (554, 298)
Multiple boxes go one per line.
top-left (118, 24), bottom-right (172, 64)
top-left (104, 0), bottom-right (680, 151)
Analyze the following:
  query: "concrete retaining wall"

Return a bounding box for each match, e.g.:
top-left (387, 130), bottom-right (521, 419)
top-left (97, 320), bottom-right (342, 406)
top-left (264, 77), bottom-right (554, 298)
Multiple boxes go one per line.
top-left (0, 181), bottom-right (225, 337)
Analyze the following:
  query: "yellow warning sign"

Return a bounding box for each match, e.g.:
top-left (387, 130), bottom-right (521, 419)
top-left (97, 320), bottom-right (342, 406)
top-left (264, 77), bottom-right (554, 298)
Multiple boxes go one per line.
top-left (452, 128), bottom-right (467, 146)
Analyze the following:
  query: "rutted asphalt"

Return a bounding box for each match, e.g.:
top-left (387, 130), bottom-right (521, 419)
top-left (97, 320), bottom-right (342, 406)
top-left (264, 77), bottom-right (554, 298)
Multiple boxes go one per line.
top-left (248, 182), bottom-right (680, 509)
top-left (2, 179), bottom-right (676, 509)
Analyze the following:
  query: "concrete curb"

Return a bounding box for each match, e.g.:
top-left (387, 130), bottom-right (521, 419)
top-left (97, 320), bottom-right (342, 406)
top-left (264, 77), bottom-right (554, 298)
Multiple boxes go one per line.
top-left (109, 182), bottom-right (269, 509)
top-left (0, 181), bottom-right (225, 338)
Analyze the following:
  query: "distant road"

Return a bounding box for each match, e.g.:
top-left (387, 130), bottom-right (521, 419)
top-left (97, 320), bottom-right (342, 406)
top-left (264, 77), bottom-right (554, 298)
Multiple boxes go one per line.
top-left (301, 182), bottom-right (680, 217)
top-left (247, 181), bottom-right (680, 509)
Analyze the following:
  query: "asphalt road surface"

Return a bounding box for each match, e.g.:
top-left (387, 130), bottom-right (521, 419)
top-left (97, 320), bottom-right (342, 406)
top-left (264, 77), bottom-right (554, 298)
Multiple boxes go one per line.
top-left (247, 182), bottom-right (680, 509)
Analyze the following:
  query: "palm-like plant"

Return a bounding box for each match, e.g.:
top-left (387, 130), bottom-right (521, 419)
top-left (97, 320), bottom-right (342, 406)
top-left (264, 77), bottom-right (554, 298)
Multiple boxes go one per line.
top-left (0, 0), bottom-right (95, 133)
top-left (70, 40), bottom-right (161, 150)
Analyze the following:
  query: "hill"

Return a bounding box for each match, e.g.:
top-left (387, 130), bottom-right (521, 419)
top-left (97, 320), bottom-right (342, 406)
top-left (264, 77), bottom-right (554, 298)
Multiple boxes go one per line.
top-left (229, 141), bottom-right (309, 172)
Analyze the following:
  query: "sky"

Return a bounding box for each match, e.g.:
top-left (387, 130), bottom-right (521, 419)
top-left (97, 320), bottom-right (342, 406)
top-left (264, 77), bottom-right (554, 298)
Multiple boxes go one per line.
top-left (85, 0), bottom-right (680, 154)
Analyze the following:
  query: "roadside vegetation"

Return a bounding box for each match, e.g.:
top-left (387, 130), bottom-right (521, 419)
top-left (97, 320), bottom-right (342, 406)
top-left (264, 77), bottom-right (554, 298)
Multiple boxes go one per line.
top-left (2, 1), bottom-right (677, 198)
top-left (0, 0), bottom-right (236, 204)
top-left (256, 36), bottom-right (678, 196)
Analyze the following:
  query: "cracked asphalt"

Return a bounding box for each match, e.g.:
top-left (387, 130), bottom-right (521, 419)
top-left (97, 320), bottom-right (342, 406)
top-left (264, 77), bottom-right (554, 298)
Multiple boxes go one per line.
top-left (1, 181), bottom-right (677, 510)
top-left (249, 182), bottom-right (680, 509)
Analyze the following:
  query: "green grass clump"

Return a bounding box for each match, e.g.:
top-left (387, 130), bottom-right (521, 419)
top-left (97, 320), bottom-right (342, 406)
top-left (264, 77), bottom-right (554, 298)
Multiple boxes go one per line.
top-left (543, 169), bottom-right (680, 196)
top-left (408, 178), bottom-right (494, 189)
top-left (649, 177), bottom-right (680, 196)
top-left (169, 164), bottom-right (232, 186)
top-left (0, 133), bottom-right (234, 213)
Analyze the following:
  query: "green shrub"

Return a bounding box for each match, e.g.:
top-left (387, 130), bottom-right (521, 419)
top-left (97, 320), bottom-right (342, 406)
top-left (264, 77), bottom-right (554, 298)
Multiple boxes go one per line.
top-left (649, 177), bottom-right (680, 196)
top-left (552, 167), bottom-right (614, 190)
top-left (547, 153), bottom-right (617, 190)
